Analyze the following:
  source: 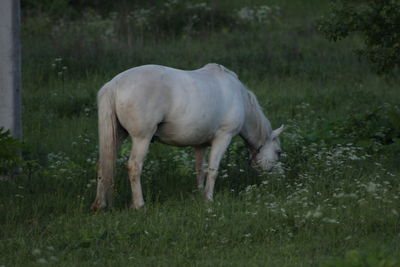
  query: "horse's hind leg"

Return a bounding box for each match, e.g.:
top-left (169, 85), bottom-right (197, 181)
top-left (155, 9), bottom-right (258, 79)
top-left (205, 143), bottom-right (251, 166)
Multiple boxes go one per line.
top-left (194, 147), bottom-right (207, 190)
top-left (127, 136), bottom-right (151, 210)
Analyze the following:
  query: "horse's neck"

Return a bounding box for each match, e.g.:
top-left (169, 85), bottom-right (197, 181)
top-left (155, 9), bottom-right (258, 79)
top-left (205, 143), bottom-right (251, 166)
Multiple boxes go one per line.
top-left (240, 92), bottom-right (272, 152)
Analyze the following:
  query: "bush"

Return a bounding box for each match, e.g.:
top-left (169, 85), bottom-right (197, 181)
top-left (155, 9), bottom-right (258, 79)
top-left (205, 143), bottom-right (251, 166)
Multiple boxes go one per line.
top-left (334, 103), bottom-right (400, 151)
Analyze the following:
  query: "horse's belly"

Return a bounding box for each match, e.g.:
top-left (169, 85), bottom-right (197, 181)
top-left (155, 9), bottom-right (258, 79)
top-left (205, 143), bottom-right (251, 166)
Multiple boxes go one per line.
top-left (154, 122), bottom-right (217, 147)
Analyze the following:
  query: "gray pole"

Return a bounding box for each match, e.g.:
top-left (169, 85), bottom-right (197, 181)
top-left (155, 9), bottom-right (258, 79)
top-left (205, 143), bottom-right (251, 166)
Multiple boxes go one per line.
top-left (0, 0), bottom-right (22, 139)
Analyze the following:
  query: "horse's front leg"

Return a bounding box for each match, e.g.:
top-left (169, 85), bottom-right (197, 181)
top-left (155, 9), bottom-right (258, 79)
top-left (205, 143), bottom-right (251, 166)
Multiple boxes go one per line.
top-left (194, 146), bottom-right (207, 190)
top-left (127, 137), bottom-right (151, 210)
top-left (204, 134), bottom-right (232, 200)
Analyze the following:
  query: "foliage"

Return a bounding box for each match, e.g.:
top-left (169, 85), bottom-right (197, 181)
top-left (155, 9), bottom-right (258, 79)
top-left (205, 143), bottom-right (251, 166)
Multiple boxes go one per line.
top-left (22, 0), bottom-right (71, 17)
top-left (22, 1), bottom-right (280, 41)
top-left (0, 128), bottom-right (23, 176)
top-left (142, 2), bottom-right (236, 36)
top-left (336, 103), bottom-right (400, 150)
top-left (319, 0), bottom-right (400, 74)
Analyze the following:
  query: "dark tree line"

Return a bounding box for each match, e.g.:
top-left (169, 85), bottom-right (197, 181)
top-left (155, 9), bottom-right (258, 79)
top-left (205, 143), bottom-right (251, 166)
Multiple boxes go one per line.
top-left (319, 0), bottom-right (400, 74)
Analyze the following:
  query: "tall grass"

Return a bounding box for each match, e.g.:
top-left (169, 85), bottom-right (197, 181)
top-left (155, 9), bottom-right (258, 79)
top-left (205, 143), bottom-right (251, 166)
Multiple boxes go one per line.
top-left (1, 0), bottom-right (400, 266)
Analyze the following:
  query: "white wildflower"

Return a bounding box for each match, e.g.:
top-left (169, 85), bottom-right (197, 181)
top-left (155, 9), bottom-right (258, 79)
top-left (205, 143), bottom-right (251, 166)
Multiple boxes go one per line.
top-left (32, 249), bottom-right (41, 255)
top-left (37, 258), bottom-right (47, 264)
top-left (365, 182), bottom-right (377, 193)
top-left (322, 218), bottom-right (339, 224)
top-left (244, 233), bottom-right (252, 238)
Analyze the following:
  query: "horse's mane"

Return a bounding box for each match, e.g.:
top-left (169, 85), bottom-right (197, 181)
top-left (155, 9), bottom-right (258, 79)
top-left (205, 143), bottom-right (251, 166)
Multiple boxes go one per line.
top-left (244, 89), bottom-right (272, 146)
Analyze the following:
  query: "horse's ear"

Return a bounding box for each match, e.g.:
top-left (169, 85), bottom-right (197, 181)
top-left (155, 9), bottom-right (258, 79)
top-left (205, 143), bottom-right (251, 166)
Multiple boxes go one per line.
top-left (272, 124), bottom-right (285, 138)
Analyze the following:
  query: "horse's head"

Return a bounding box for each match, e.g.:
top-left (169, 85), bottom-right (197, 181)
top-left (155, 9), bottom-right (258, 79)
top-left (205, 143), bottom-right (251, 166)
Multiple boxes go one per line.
top-left (252, 125), bottom-right (284, 172)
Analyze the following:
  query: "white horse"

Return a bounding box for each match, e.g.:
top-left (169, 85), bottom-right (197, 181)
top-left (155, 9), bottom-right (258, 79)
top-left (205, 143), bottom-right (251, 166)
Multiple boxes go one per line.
top-left (91, 63), bottom-right (284, 211)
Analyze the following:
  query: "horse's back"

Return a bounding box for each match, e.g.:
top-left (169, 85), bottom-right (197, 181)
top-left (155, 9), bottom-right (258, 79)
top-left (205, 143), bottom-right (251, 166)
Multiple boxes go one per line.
top-left (112, 63), bottom-right (240, 95)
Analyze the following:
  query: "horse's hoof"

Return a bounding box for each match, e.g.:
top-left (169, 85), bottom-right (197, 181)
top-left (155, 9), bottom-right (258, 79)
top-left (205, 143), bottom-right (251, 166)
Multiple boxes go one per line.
top-left (204, 193), bottom-right (213, 201)
top-left (90, 204), bottom-right (99, 212)
top-left (130, 202), bottom-right (145, 210)
top-left (90, 200), bottom-right (107, 212)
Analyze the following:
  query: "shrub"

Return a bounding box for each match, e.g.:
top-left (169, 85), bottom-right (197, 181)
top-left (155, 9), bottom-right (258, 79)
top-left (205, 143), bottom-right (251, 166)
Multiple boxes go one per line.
top-left (334, 104), bottom-right (400, 151)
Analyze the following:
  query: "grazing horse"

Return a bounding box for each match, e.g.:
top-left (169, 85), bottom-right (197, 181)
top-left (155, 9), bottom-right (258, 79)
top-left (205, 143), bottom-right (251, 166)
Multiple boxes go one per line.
top-left (91, 63), bottom-right (284, 211)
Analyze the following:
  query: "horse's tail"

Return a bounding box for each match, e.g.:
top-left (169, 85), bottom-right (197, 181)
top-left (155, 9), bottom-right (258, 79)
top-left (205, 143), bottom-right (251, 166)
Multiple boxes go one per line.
top-left (92, 82), bottom-right (119, 210)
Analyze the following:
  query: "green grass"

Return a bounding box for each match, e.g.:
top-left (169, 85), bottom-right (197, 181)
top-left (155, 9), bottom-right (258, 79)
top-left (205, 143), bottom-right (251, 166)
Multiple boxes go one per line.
top-left (1, 0), bottom-right (400, 266)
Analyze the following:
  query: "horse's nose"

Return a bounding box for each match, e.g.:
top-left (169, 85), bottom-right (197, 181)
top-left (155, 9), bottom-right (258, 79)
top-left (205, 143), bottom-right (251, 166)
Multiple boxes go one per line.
top-left (277, 150), bottom-right (282, 160)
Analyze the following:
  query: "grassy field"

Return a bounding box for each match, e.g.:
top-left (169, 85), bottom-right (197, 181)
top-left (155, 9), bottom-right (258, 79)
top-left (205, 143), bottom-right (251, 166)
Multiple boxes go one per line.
top-left (1, 0), bottom-right (400, 266)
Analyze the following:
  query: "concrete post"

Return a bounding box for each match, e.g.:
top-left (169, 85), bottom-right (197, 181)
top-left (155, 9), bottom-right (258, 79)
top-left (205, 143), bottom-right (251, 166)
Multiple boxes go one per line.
top-left (0, 0), bottom-right (22, 139)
